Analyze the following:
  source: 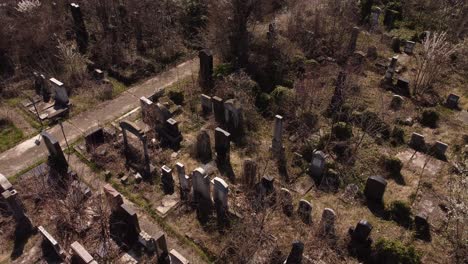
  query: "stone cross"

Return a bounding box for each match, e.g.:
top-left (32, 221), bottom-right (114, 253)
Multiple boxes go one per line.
top-left (347, 27), bottom-right (360, 55)
top-left (310, 151), bottom-right (326, 181)
top-left (192, 168), bottom-right (212, 223)
top-left (364, 175), bottom-right (387, 203)
top-left (41, 131), bottom-right (68, 173)
top-left (49, 78), bottom-right (69, 108)
top-left (409, 132), bottom-right (426, 151)
top-left (242, 159), bottom-right (257, 188)
top-left (298, 199), bottom-right (312, 224)
top-left (161, 165), bottom-right (175, 195)
top-left (212, 96), bottom-right (225, 124)
top-left (201, 94), bottom-right (212, 116)
top-left (213, 177), bottom-right (229, 227)
top-left (271, 115), bottom-right (284, 156)
top-left (285, 241), bottom-right (304, 264)
top-left (140, 96), bottom-right (154, 124)
top-left (215, 127), bottom-right (231, 165)
top-left (70, 3), bottom-right (89, 54)
top-left (321, 208), bottom-right (336, 236)
top-left (279, 188), bottom-right (293, 217)
top-left (176, 163), bottom-right (190, 201)
top-left (446, 93), bottom-right (460, 109)
top-left (198, 49), bottom-right (214, 92)
top-left (196, 130), bottom-right (212, 163)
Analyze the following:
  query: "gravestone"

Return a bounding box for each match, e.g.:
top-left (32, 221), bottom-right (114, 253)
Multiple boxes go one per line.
top-left (391, 37), bottom-right (401, 53)
top-left (297, 199), bottom-right (312, 224)
top-left (176, 163), bottom-right (190, 201)
top-left (215, 127), bottom-right (231, 165)
top-left (390, 95), bottom-right (404, 110)
top-left (446, 94), bottom-right (460, 109)
top-left (201, 94), bottom-right (212, 116)
top-left (328, 72), bottom-right (346, 113)
top-left (85, 126), bottom-right (105, 152)
top-left (70, 3), bottom-right (89, 54)
top-left (49, 78), bottom-right (69, 108)
top-left (198, 49), bottom-right (214, 91)
top-left (155, 103), bottom-right (172, 124)
top-left (41, 131), bottom-right (68, 173)
top-left (0, 173), bottom-right (13, 193)
top-left (364, 176), bottom-right (387, 203)
top-left (103, 184), bottom-right (124, 211)
top-left (33, 71), bottom-right (48, 99)
top-left (212, 96), bottom-right (225, 124)
top-left (395, 78), bottom-right (410, 97)
top-left (93, 69), bottom-right (104, 80)
top-left (224, 99), bottom-right (244, 142)
top-left (196, 130), bottom-right (212, 163)
top-left (414, 212), bottom-right (430, 238)
top-left (140, 96), bottom-right (154, 124)
top-left (169, 249), bottom-right (190, 264)
top-left (389, 56), bottom-right (398, 70)
top-left (285, 241), bottom-right (304, 264)
top-left (2, 189), bottom-right (28, 223)
top-left (161, 165), bottom-right (175, 195)
top-left (242, 159), bottom-right (257, 188)
top-left (309, 151), bottom-right (326, 181)
top-left (370, 7), bottom-right (381, 30)
top-left (409, 132), bottom-right (426, 151)
top-left (255, 175), bottom-right (276, 207)
top-left (116, 203), bottom-right (141, 244)
top-left (433, 141), bottom-right (448, 157)
top-left (321, 208), bottom-right (336, 236)
top-left (192, 168), bottom-right (212, 223)
top-left (38, 226), bottom-right (66, 259)
top-left (120, 121), bottom-right (151, 178)
top-left (213, 177), bottom-right (229, 227)
top-left (279, 188), bottom-right (293, 216)
top-left (351, 220), bottom-right (373, 243)
top-left (138, 231), bottom-right (156, 252)
top-left (71, 241), bottom-right (95, 264)
top-left (367, 46), bottom-right (378, 60)
top-left (271, 115), bottom-right (284, 156)
top-left (347, 27), bottom-right (360, 55)
top-left (404, 41), bottom-right (416, 54)
top-left (159, 118), bottom-right (183, 149)
top-left (154, 232), bottom-right (169, 261)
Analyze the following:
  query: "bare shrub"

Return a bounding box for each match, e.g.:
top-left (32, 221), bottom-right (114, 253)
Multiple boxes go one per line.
top-left (56, 40), bottom-right (89, 91)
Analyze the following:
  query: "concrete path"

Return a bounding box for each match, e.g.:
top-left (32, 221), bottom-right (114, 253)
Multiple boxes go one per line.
top-left (0, 59), bottom-right (198, 177)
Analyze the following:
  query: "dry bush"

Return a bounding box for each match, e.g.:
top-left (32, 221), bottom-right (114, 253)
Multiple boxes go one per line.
top-left (56, 41), bottom-right (89, 90)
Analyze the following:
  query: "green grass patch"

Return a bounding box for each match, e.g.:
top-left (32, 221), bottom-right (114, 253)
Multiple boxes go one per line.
top-left (108, 77), bottom-right (128, 98)
top-left (0, 121), bottom-right (24, 152)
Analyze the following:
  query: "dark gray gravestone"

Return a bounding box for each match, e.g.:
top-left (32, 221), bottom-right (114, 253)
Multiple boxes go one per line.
top-left (176, 163), bottom-right (190, 201)
top-left (364, 175), bottom-right (387, 203)
top-left (212, 96), bottom-right (225, 124)
top-left (242, 159), bottom-right (257, 188)
top-left (49, 78), bottom-right (69, 108)
top-left (196, 130), bottom-right (212, 163)
top-left (297, 199), bottom-right (312, 224)
top-left (409, 132), bottom-right (426, 151)
top-left (41, 131), bottom-right (68, 172)
top-left (213, 177), bottom-right (229, 228)
top-left (279, 188), bottom-right (293, 217)
top-left (395, 78), bottom-right (410, 97)
top-left (161, 165), bottom-right (175, 195)
top-left (285, 241), bottom-right (304, 264)
top-left (352, 220), bottom-right (373, 242)
top-left (446, 93), bottom-right (460, 109)
top-left (310, 151), bottom-right (326, 181)
top-left (198, 49), bottom-right (214, 92)
top-left (347, 27), bottom-right (360, 55)
top-left (192, 167), bottom-right (212, 223)
top-left (215, 127), bottom-right (231, 165)
top-left (70, 3), bottom-right (89, 54)
top-left (201, 94), bottom-right (212, 116)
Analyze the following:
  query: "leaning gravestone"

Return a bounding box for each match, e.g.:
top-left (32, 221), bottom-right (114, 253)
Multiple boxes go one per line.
top-left (71, 241), bottom-right (96, 264)
top-left (198, 49), bottom-right (214, 92)
top-left (364, 175), bottom-right (387, 203)
top-left (321, 208), bottom-right (337, 236)
top-left (161, 165), bottom-right (175, 195)
top-left (213, 177), bottom-right (229, 227)
top-left (196, 130), bottom-right (212, 163)
top-left (41, 131), bottom-right (68, 173)
top-left (38, 226), bottom-right (66, 259)
top-left (169, 249), bottom-right (190, 264)
top-left (285, 241), bottom-right (304, 264)
top-left (176, 163), bottom-right (190, 201)
top-left (298, 199), bottom-right (312, 224)
top-left (445, 93), bottom-right (460, 109)
top-left (116, 203), bottom-right (141, 244)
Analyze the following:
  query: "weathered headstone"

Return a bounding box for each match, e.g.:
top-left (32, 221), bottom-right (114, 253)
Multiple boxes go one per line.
top-left (49, 78), bottom-right (69, 108)
top-left (321, 208), bottom-right (336, 236)
top-left (213, 177), bottom-right (229, 227)
top-left (347, 27), bottom-right (360, 55)
top-left (201, 94), bottom-right (212, 116)
top-left (395, 78), bottom-right (410, 97)
top-left (364, 175), bottom-right (387, 203)
top-left (370, 7), bottom-right (381, 30)
top-left (161, 165), bottom-right (175, 195)
top-left (309, 151), bottom-right (326, 181)
top-left (279, 188), bottom-right (293, 217)
top-left (159, 118), bottom-right (183, 149)
top-left (192, 168), bottom-right (212, 223)
top-left (391, 37), bottom-right (401, 53)
top-left (409, 132), bottom-right (426, 151)
top-left (224, 99), bottom-right (244, 142)
top-left (71, 241), bottom-right (95, 264)
top-left (215, 127), bottom-right (231, 165)
top-left (198, 49), bottom-right (214, 91)
top-left (404, 40), bottom-right (416, 54)
top-left (41, 131), bottom-right (68, 173)
top-left (120, 121), bottom-right (151, 178)
top-left (70, 3), bottom-right (89, 54)
top-left (154, 232), bottom-right (169, 261)
top-left (38, 226), bottom-right (66, 259)
top-left (169, 249), bottom-right (190, 264)
top-left (140, 96), bottom-right (154, 124)
top-left (271, 115), bottom-right (284, 156)
top-left (445, 93), bottom-right (460, 109)
top-left (212, 96), bottom-right (225, 124)
top-left (176, 163), bottom-right (191, 201)
top-left (351, 220), bottom-right (373, 243)
top-left (297, 199), bottom-right (312, 224)
top-left (103, 184), bottom-right (124, 211)
top-left (242, 159), bottom-right (257, 188)
top-left (390, 95), bottom-right (404, 110)
top-left (196, 130), bottom-right (212, 163)
top-left (285, 241), bottom-right (304, 264)
top-left (116, 203), bottom-right (141, 244)
top-left (433, 141), bottom-right (448, 157)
